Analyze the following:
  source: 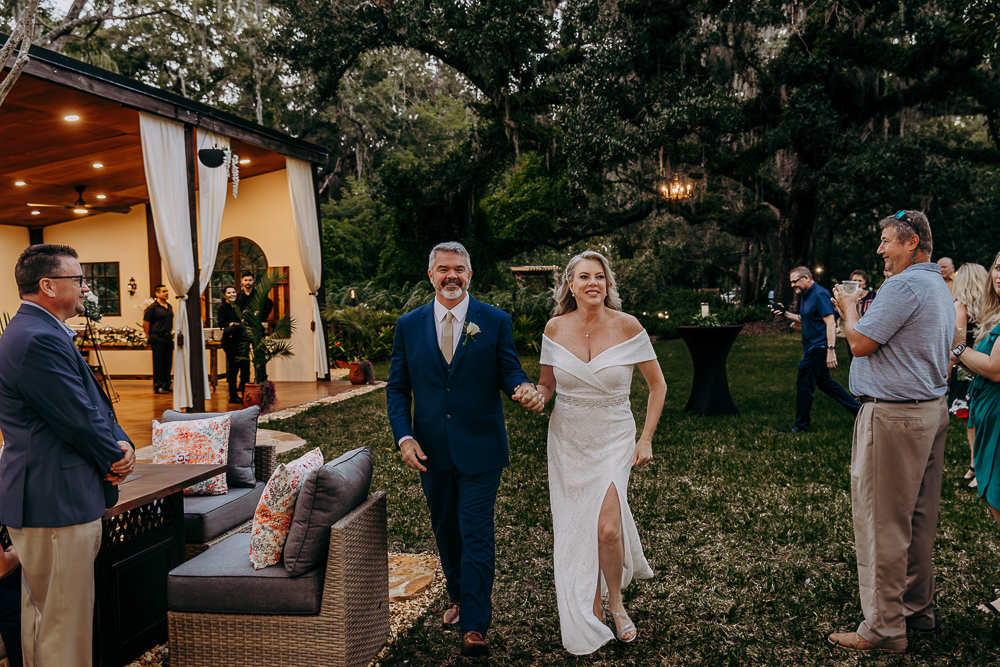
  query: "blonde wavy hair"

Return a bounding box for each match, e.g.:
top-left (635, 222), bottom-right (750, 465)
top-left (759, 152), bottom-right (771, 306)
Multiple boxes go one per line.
top-left (952, 262), bottom-right (988, 326)
top-left (976, 250), bottom-right (1000, 347)
top-left (552, 250), bottom-right (623, 316)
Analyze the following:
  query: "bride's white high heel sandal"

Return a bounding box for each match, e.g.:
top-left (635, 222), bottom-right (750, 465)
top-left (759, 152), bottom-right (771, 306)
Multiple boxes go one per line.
top-left (610, 610), bottom-right (637, 643)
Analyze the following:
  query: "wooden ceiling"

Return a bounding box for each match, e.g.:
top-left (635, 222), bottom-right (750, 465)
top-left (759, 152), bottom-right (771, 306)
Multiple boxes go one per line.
top-left (0, 74), bottom-right (287, 228)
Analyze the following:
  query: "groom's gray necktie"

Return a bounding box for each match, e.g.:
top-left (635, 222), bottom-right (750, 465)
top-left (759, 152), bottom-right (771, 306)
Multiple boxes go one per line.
top-left (442, 311), bottom-right (454, 363)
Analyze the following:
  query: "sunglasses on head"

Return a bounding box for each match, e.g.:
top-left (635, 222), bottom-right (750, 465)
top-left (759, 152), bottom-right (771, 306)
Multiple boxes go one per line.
top-left (894, 210), bottom-right (921, 245)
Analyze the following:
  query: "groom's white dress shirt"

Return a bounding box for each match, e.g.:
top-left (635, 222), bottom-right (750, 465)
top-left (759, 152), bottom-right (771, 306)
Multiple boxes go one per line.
top-left (398, 293), bottom-right (470, 447)
top-left (434, 293), bottom-right (469, 357)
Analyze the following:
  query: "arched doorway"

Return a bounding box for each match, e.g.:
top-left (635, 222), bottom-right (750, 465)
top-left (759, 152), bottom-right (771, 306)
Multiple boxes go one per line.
top-left (205, 237), bottom-right (269, 328)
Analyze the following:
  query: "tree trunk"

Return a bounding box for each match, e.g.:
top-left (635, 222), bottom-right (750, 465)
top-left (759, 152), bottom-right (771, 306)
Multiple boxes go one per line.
top-left (769, 177), bottom-right (819, 306)
top-left (738, 238), bottom-right (751, 306)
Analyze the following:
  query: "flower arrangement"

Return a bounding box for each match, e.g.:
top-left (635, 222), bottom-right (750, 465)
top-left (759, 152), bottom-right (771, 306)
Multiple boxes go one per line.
top-left (83, 291), bottom-right (103, 322)
top-left (258, 380), bottom-right (277, 412)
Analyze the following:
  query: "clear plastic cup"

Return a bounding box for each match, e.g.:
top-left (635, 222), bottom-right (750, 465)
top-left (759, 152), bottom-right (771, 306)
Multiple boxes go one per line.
top-left (840, 280), bottom-right (859, 295)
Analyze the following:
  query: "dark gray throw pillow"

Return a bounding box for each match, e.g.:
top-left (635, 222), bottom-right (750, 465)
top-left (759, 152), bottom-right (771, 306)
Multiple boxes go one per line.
top-left (283, 447), bottom-right (373, 577)
top-left (161, 405), bottom-right (261, 488)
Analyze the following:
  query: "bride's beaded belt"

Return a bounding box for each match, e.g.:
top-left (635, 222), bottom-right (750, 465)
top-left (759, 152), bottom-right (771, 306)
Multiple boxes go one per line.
top-left (556, 394), bottom-right (630, 407)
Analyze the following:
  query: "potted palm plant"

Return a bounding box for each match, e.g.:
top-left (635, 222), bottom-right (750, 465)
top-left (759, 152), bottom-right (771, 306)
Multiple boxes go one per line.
top-left (237, 269), bottom-right (295, 411)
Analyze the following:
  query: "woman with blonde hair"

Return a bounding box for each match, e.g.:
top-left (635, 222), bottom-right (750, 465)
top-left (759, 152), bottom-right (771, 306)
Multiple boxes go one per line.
top-left (949, 263), bottom-right (990, 487)
top-left (950, 250), bottom-right (1000, 612)
top-left (533, 250), bottom-right (667, 654)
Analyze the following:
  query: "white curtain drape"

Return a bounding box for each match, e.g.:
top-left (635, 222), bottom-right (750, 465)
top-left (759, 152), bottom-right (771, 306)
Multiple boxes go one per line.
top-left (196, 130), bottom-right (231, 399)
top-left (140, 112), bottom-right (198, 410)
top-left (286, 157), bottom-right (328, 379)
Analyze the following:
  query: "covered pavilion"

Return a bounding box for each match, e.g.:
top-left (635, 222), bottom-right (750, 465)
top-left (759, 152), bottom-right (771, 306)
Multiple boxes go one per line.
top-left (1, 37), bottom-right (333, 414)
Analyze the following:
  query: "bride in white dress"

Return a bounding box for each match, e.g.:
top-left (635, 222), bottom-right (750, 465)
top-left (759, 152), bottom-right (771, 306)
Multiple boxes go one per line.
top-left (534, 251), bottom-right (667, 655)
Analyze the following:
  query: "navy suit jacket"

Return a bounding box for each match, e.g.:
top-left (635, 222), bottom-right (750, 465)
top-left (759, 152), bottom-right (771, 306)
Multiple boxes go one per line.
top-left (0, 303), bottom-right (130, 529)
top-left (386, 296), bottom-right (530, 475)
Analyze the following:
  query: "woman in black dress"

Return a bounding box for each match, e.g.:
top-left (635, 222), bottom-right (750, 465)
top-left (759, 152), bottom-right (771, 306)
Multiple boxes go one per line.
top-left (219, 285), bottom-right (249, 404)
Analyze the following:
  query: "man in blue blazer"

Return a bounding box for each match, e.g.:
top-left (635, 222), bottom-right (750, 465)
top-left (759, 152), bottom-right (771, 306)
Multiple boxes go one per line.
top-left (387, 242), bottom-right (544, 657)
top-left (0, 244), bottom-right (134, 667)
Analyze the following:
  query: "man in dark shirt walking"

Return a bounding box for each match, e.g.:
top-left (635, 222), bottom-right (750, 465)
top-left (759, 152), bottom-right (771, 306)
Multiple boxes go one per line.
top-left (771, 266), bottom-right (860, 433)
top-left (234, 270), bottom-right (273, 322)
top-left (143, 284), bottom-right (173, 394)
top-left (234, 270), bottom-right (273, 380)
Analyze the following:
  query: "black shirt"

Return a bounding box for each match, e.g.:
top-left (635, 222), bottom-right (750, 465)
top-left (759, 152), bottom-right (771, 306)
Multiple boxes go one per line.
top-left (143, 301), bottom-right (173, 335)
top-left (235, 289), bottom-right (273, 322)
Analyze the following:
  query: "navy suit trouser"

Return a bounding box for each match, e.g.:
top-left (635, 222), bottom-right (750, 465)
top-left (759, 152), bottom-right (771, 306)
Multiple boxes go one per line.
top-left (420, 467), bottom-right (503, 636)
top-left (795, 345), bottom-right (860, 431)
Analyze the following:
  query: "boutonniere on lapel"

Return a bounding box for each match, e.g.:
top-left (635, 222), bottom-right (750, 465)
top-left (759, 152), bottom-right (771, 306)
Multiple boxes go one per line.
top-left (462, 322), bottom-right (481, 347)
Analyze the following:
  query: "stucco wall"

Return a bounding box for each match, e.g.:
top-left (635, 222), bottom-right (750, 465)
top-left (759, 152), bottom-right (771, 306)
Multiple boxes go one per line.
top-left (44, 205), bottom-right (154, 375)
top-left (0, 226), bottom-right (30, 320)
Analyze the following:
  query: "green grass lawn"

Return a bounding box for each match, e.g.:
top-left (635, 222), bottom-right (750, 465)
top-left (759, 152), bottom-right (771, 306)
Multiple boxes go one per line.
top-left (275, 334), bottom-right (1000, 665)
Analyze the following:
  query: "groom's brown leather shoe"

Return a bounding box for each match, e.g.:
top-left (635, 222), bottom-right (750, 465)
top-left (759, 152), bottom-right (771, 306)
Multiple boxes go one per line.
top-left (462, 631), bottom-right (489, 657)
top-left (442, 602), bottom-right (460, 626)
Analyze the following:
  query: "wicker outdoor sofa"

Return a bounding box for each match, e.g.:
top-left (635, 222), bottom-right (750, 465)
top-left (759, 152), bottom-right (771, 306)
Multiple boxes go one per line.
top-left (168, 490), bottom-right (389, 667)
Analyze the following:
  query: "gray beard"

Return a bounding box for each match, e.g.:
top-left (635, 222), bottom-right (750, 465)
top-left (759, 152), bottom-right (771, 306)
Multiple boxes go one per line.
top-left (435, 282), bottom-right (469, 300)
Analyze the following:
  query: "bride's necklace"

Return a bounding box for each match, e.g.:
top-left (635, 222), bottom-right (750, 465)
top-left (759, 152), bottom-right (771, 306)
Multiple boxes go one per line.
top-left (582, 312), bottom-right (605, 339)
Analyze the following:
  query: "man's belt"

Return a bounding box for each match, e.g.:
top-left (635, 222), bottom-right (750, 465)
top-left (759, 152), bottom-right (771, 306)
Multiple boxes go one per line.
top-left (856, 396), bottom-right (940, 405)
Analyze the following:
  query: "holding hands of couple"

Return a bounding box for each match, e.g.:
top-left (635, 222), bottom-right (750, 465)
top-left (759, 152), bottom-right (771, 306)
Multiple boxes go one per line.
top-left (400, 383), bottom-right (545, 472)
top-left (512, 382), bottom-right (546, 412)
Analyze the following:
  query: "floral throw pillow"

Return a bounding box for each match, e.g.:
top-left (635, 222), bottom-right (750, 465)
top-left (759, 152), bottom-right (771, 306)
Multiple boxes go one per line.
top-left (249, 448), bottom-right (324, 569)
top-left (152, 413), bottom-right (232, 496)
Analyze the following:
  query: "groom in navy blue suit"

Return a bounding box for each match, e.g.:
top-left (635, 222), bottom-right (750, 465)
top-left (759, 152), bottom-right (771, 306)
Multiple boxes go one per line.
top-left (387, 242), bottom-right (544, 657)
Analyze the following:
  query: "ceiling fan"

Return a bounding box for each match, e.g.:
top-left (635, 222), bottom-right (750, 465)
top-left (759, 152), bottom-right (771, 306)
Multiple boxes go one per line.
top-left (28, 185), bottom-right (131, 215)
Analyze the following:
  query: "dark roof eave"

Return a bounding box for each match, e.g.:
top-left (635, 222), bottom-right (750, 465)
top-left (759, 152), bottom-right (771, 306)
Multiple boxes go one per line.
top-left (1, 32), bottom-right (328, 165)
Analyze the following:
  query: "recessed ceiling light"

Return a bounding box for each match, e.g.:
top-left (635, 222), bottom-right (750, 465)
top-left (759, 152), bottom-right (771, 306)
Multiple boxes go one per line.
top-left (96, 194), bottom-right (107, 199)
top-left (30, 210), bottom-right (40, 215)
top-left (14, 181), bottom-right (26, 186)
top-left (74, 208), bottom-right (89, 214)
top-left (92, 162), bottom-right (104, 169)
top-left (239, 159), bottom-right (251, 164)
top-left (64, 114), bottom-right (80, 121)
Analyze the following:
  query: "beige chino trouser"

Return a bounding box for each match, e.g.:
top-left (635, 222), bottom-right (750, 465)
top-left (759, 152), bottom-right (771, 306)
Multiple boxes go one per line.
top-left (8, 518), bottom-right (103, 667)
top-left (851, 397), bottom-right (947, 650)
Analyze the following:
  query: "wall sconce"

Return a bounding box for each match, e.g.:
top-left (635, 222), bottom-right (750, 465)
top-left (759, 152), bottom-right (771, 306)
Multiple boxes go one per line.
top-left (127, 277), bottom-right (137, 296)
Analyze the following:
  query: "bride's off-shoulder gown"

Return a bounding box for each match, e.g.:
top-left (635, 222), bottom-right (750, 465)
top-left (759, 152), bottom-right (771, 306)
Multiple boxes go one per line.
top-left (540, 330), bottom-right (657, 655)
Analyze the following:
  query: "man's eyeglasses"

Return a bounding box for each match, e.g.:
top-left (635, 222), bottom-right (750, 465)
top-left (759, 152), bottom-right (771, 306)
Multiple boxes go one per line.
top-left (894, 210), bottom-right (921, 245)
top-left (790, 276), bottom-right (806, 286)
top-left (43, 275), bottom-right (87, 287)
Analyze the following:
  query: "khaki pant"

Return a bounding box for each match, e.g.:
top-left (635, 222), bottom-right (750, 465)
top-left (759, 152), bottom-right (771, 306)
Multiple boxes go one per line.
top-left (8, 519), bottom-right (102, 667)
top-left (851, 397), bottom-right (947, 650)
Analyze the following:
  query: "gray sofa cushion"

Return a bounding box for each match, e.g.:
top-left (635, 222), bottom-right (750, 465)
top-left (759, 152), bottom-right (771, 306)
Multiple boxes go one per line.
top-left (183, 482), bottom-right (265, 543)
top-left (162, 405), bottom-right (261, 487)
top-left (283, 447), bottom-right (373, 576)
top-left (167, 533), bottom-right (323, 615)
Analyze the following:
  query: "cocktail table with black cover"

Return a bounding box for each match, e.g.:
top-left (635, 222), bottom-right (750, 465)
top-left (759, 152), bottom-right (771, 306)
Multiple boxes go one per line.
top-left (677, 325), bottom-right (743, 416)
top-left (95, 463), bottom-right (226, 667)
